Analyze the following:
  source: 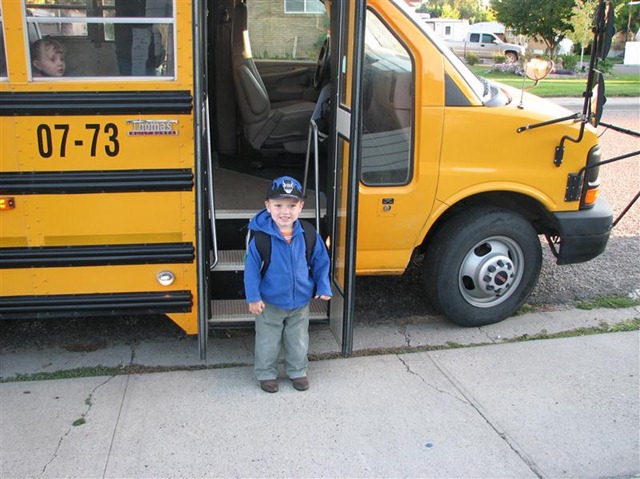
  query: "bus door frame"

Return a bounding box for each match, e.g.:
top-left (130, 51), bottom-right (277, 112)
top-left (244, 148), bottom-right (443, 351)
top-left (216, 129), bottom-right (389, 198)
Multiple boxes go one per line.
top-left (193, 0), bottom-right (210, 360)
top-left (328, 0), bottom-right (366, 356)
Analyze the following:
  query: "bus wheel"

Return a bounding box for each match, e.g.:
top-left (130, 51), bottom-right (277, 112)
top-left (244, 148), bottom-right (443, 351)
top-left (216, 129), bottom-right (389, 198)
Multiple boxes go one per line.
top-left (423, 207), bottom-right (542, 327)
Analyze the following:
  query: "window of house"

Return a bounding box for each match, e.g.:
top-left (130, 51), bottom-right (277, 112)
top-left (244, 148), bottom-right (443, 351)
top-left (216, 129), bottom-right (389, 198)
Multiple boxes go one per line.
top-left (248, 0), bottom-right (327, 60)
top-left (445, 26), bottom-right (451, 36)
top-left (360, 9), bottom-right (414, 186)
top-left (25, 0), bottom-right (175, 80)
top-left (284, 0), bottom-right (324, 14)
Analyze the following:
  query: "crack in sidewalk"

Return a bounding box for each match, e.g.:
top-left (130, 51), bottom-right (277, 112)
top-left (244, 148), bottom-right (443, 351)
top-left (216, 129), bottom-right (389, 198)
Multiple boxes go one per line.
top-left (40, 374), bottom-right (117, 477)
top-left (478, 326), bottom-right (498, 344)
top-left (396, 354), bottom-right (470, 406)
top-left (40, 347), bottom-right (136, 478)
top-left (400, 326), bottom-right (411, 347)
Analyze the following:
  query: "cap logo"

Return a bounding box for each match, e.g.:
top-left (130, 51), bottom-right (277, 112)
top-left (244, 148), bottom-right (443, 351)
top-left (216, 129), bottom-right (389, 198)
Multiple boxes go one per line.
top-left (282, 179), bottom-right (295, 195)
top-left (267, 176), bottom-right (303, 199)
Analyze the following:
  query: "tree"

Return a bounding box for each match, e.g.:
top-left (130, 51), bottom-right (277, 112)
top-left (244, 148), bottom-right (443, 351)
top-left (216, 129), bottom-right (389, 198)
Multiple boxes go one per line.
top-left (417, 0), bottom-right (494, 22)
top-left (614, 0), bottom-right (640, 41)
top-left (566, 0), bottom-right (597, 68)
top-left (490, 0), bottom-right (576, 55)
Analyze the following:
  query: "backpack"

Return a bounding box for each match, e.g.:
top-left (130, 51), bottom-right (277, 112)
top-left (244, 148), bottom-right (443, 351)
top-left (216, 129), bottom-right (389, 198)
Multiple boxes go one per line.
top-left (247, 220), bottom-right (317, 277)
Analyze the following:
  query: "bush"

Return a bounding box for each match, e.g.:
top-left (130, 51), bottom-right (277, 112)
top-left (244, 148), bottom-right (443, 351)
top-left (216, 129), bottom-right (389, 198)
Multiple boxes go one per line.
top-left (492, 53), bottom-right (507, 64)
top-left (558, 54), bottom-right (579, 71)
top-left (599, 58), bottom-right (614, 74)
top-left (465, 52), bottom-right (480, 66)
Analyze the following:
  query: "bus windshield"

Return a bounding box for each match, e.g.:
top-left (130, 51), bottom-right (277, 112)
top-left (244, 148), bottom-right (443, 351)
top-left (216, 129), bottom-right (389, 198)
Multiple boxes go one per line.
top-left (391, 0), bottom-right (486, 102)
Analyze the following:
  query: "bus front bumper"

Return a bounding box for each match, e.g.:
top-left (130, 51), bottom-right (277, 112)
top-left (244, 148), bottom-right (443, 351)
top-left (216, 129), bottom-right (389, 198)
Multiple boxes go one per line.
top-left (553, 197), bottom-right (613, 265)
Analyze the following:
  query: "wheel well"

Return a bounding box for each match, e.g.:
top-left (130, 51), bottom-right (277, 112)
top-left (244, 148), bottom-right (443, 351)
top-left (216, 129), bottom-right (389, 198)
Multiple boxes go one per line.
top-left (419, 192), bottom-right (555, 253)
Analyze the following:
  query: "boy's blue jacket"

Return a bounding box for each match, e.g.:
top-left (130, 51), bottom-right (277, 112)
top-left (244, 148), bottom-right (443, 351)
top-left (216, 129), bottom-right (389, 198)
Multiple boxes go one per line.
top-left (244, 209), bottom-right (332, 309)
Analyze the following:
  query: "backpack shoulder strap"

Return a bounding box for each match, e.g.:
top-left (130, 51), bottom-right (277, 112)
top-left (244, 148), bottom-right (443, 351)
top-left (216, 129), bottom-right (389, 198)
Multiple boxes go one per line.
top-left (298, 220), bottom-right (317, 270)
top-left (251, 222), bottom-right (316, 277)
top-left (252, 230), bottom-right (271, 277)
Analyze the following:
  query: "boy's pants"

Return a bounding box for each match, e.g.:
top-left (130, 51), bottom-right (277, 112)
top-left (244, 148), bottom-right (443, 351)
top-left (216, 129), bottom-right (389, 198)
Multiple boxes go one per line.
top-left (254, 303), bottom-right (310, 381)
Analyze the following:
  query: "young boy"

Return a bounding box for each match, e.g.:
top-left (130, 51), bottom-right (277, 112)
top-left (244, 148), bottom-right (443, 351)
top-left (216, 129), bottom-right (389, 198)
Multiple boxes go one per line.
top-left (31, 38), bottom-right (66, 77)
top-left (244, 176), bottom-right (331, 393)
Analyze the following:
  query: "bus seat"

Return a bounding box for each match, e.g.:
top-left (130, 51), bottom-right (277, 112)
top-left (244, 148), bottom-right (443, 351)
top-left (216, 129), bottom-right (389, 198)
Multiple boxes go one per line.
top-left (231, 2), bottom-right (315, 154)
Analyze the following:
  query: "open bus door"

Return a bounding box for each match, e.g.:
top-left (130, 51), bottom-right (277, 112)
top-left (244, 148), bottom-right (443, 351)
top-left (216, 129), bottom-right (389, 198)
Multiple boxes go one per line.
top-left (328, 0), bottom-right (366, 356)
top-left (200, 0), bottom-right (365, 359)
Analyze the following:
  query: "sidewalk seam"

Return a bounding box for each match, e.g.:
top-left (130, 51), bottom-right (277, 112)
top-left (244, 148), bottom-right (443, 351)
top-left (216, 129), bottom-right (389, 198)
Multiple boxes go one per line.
top-left (427, 352), bottom-right (547, 479)
top-left (101, 347), bottom-right (135, 478)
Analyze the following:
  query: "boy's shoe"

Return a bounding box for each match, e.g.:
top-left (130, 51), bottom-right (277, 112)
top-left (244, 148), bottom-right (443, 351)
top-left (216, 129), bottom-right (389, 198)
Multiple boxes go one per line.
top-left (260, 379), bottom-right (279, 393)
top-left (291, 376), bottom-right (309, 391)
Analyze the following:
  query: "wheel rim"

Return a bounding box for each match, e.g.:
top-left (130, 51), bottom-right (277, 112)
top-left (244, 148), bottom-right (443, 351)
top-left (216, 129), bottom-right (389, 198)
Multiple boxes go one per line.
top-left (457, 235), bottom-right (525, 308)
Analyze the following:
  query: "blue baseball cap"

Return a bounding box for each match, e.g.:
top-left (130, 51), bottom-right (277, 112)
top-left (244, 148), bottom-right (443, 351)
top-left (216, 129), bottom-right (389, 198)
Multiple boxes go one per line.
top-left (266, 176), bottom-right (304, 200)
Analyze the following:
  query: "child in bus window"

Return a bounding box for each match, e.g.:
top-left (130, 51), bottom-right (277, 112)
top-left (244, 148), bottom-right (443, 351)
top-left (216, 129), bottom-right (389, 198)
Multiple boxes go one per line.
top-left (31, 38), bottom-right (66, 77)
top-left (244, 176), bottom-right (332, 393)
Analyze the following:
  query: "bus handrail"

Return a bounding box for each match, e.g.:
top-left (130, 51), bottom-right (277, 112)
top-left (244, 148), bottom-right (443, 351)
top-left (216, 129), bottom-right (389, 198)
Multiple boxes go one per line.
top-left (302, 119), bottom-right (321, 232)
top-left (206, 97), bottom-right (219, 271)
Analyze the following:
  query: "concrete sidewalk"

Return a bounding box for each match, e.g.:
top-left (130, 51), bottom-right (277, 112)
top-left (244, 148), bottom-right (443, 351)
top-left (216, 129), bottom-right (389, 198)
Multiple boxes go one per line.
top-left (1, 306), bottom-right (639, 478)
top-left (1, 331), bottom-right (638, 478)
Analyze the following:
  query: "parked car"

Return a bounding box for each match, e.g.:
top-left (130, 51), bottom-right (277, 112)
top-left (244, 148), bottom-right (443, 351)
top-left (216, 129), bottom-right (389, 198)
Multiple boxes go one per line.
top-left (446, 32), bottom-right (525, 62)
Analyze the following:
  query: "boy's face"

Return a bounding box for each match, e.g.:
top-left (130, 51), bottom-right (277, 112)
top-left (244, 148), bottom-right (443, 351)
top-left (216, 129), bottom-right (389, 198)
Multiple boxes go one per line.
top-left (265, 197), bottom-right (304, 231)
top-left (34, 46), bottom-right (65, 77)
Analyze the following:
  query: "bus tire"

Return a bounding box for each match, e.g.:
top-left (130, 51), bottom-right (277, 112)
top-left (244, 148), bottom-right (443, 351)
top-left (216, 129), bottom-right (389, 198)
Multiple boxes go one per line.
top-left (423, 207), bottom-right (542, 327)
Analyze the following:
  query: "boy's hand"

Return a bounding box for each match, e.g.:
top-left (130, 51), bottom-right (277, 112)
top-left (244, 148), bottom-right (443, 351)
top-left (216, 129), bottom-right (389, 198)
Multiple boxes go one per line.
top-left (248, 300), bottom-right (265, 315)
top-left (315, 295), bottom-right (331, 301)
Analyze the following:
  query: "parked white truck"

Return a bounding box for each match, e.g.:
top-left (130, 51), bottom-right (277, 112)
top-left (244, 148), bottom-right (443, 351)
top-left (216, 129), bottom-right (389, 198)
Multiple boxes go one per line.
top-left (446, 32), bottom-right (525, 62)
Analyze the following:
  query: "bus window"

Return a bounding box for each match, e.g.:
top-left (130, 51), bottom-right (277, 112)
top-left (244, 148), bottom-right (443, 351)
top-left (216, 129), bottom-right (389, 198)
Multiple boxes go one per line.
top-left (360, 9), bottom-right (414, 186)
top-left (25, 0), bottom-right (174, 79)
top-left (0, 5), bottom-right (6, 79)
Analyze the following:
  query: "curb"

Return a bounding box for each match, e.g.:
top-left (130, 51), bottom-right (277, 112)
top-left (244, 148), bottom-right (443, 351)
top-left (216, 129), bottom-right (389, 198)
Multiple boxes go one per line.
top-left (1, 306), bottom-right (638, 381)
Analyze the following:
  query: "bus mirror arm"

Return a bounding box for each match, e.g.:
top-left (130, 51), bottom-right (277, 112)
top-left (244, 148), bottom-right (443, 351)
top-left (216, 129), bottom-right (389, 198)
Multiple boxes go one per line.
top-left (516, 113), bottom-right (581, 134)
top-left (554, 121), bottom-right (587, 167)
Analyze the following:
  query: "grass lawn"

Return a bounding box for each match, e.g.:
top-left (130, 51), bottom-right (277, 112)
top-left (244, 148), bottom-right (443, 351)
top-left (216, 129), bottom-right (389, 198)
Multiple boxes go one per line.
top-left (469, 65), bottom-right (640, 97)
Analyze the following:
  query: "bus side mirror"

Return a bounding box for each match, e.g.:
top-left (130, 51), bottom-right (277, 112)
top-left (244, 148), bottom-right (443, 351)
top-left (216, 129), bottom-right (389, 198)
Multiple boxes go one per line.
top-left (524, 58), bottom-right (554, 82)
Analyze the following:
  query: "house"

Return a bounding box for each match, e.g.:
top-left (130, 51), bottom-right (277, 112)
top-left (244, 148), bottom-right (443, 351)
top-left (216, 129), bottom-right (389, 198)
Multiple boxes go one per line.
top-left (247, 0), bottom-right (328, 60)
top-left (421, 18), bottom-right (470, 42)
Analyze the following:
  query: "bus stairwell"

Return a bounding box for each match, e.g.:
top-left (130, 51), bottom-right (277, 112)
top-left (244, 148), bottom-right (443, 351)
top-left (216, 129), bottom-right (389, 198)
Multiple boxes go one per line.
top-left (206, 118), bottom-right (328, 329)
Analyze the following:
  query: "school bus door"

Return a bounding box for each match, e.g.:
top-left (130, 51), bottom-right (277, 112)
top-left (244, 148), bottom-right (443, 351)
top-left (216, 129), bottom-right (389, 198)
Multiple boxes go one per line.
top-left (328, 0), bottom-right (365, 356)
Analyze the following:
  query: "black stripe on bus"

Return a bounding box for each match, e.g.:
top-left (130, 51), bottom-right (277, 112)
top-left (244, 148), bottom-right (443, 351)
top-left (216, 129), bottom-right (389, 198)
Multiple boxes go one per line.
top-left (0, 243), bottom-right (195, 269)
top-left (0, 169), bottom-right (194, 194)
top-left (0, 291), bottom-right (192, 319)
top-left (0, 91), bottom-right (193, 116)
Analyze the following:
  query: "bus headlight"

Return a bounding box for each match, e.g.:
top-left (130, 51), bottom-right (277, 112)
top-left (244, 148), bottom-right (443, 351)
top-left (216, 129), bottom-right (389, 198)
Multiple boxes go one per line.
top-left (581, 145), bottom-right (602, 209)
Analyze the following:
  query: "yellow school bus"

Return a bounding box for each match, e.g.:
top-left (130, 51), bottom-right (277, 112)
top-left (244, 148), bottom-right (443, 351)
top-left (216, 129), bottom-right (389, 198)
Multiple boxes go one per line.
top-left (0, 0), bottom-right (614, 357)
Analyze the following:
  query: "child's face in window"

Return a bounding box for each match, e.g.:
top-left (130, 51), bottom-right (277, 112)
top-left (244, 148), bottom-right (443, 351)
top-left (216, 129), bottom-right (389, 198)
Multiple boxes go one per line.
top-left (265, 197), bottom-right (304, 231)
top-left (34, 46), bottom-right (65, 77)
